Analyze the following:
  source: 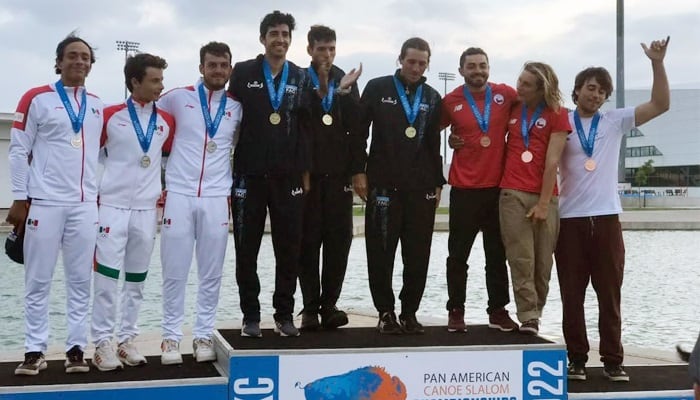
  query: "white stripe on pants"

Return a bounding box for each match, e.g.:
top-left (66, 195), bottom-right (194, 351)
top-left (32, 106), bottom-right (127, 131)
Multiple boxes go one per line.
top-left (23, 202), bottom-right (98, 353)
top-left (160, 192), bottom-right (229, 341)
top-left (92, 206), bottom-right (157, 344)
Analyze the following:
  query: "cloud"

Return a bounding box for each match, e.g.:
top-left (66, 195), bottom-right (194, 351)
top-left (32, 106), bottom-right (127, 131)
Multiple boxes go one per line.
top-left (0, 0), bottom-right (697, 110)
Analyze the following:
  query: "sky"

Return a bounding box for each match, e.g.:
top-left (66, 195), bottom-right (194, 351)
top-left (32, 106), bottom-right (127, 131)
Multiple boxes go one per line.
top-left (0, 0), bottom-right (698, 111)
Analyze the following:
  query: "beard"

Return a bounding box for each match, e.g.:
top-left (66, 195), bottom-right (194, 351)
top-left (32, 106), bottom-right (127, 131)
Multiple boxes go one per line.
top-left (466, 75), bottom-right (488, 89)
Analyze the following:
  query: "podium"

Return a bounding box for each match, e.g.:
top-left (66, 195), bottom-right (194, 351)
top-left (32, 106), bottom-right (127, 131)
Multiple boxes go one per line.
top-left (1, 325), bottom-right (694, 400)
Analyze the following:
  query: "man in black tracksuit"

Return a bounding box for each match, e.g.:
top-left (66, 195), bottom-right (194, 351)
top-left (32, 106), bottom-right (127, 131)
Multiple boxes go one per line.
top-left (351, 37), bottom-right (445, 335)
top-left (298, 25), bottom-right (362, 331)
top-left (228, 11), bottom-right (314, 338)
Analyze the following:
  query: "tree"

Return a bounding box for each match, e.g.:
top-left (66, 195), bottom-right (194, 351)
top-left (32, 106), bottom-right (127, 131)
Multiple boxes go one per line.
top-left (634, 159), bottom-right (655, 207)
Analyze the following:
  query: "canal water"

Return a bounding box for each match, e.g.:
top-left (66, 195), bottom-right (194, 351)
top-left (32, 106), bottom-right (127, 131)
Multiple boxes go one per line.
top-left (1, 231), bottom-right (698, 352)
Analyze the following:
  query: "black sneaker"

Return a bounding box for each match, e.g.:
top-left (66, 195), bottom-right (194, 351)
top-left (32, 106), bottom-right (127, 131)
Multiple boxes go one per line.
top-left (377, 311), bottom-right (402, 335)
top-left (300, 312), bottom-right (321, 331)
top-left (567, 362), bottom-right (586, 381)
top-left (399, 314), bottom-right (425, 334)
top-left (274, 319), bottom-right (301, 337)
top-left (604, 364), bottom-right (629, 382)
top-left (320, 306), bottom-right (349, 329)
top-left (15, 352), bottom-right (47, 376)
top-left (65, 345), bottom-right (89, 373)
top-left (241, 320), bottom-right (262, 338)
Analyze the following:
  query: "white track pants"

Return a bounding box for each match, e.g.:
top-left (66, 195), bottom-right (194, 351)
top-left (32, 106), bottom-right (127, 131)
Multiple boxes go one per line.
top-left (23, 202), bottom-right (98, 353)
top-left (160, 192), bottom-right (229, 341)
top-left (91, 206), bottom-right (157, 345)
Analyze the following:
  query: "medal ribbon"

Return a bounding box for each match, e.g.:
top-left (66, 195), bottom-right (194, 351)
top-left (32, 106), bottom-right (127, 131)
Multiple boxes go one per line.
top-left (262, 59), bottom-right (289, 112)
top-left (197, 84), bottom-right (227, 139)
top-left (55, 80), bottom-right (87, 134)
top-left (573, 110), bottom-right (601, 158)
top-left (127, 98), bottom-right (158, 154)
top-left (520, 103), bottom-right (545, 150)
top-left (393, 76), bottom-right (423, 126)
top-left (307, 65), bottom-right (336, 113)
top-left (463, 85), bottom-right (492, 134)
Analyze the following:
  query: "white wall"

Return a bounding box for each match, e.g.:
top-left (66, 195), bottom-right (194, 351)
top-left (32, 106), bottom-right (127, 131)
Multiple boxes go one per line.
top-left (0, 140), bottom-right (10, 208)
top-left (0, 116), bottom-right (11, 208)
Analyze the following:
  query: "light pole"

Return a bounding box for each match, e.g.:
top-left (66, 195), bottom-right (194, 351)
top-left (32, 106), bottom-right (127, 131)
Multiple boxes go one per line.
top-left (116, 40), bottom-right (140, 99)
top-left (438, 72), bottom-right (456, 164)
top-left (615, 0), bottom-right (628, 184)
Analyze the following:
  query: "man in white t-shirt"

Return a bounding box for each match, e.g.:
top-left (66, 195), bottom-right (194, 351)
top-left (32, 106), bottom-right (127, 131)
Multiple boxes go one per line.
top-left (556, 36), bottom-right (670, 382)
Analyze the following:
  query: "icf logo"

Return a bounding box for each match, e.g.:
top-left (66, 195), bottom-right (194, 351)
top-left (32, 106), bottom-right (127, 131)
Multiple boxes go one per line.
top-left (232, 377), bottom-right (274, 400)
top-left (230, 355), bottom-right (278, 400)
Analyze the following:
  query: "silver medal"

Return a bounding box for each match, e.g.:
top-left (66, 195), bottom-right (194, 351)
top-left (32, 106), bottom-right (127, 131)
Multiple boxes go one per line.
top-left (140, 155), bottom-right (151, 168)
top-left (70, 135), bottom-right (82, 148)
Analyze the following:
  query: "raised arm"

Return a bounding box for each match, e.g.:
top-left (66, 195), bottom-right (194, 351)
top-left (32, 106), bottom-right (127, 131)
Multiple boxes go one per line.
top-left (635, 36), bottom-right (670, 127)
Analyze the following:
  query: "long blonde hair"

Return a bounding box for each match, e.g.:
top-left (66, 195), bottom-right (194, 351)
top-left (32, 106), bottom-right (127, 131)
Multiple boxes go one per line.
top-left (522, 61), bottom-right (563, 112)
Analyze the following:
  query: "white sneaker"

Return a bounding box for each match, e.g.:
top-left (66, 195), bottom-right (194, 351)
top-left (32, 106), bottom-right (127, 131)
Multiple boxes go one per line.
top-left (118, 339), bottom-right (147, 366)
top-left (193, 338), bottom-right (216, 362)
top-left (160, 339), bottom-right (182, 365)
top-left (93, 340), bottom-right (123, 372)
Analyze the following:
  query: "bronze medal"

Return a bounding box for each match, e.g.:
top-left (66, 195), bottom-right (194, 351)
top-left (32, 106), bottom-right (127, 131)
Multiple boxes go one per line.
top-left (140, 155), bottom-right (151, 168)
top-left (269, 112), bottom-right (281, 125)
top-left (521, 150), bottom-right (533, 163)
top-left (584, 158), bottom-right (597, 172)
top-left (480, 136), bottom-right (491, 148)
top-left (70, 135), bottom-right (82, 148)
top-left (405, 126), bottom-right (417, 138)
top-left (322, 114), bottom-right (333, 126)
top-left (206, 140), bottom-right (217, 153)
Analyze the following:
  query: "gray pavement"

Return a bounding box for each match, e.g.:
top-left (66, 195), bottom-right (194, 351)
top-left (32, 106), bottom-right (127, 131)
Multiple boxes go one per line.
top-left (2, 208), bottom-right (700, 233)
top-left (351, 208), bottom-right (700, 234)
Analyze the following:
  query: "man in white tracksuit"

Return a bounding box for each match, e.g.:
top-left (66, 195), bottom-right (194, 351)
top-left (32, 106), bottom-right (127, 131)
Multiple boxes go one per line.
top-left (157, 41), bottom-right (242, 365)
top-left (7, 34), bottom-right (103, 376)
top-left (90, 53), bottom-right (175, 371)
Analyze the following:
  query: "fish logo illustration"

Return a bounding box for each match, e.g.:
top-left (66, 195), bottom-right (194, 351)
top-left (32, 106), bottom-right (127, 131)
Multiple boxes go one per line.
top-left (298, 366), bottom-right (407, 400)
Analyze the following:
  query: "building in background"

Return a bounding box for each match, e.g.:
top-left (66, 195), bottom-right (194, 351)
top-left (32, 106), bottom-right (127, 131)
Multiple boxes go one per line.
top-left (0, 112), bottom-right (12, 208)
top-left (608, 89), bottom-right (700, 196)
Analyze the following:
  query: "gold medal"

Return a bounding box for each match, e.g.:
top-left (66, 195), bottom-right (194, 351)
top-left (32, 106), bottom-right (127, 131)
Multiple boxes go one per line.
top-left (269, 112), bottom-right (281, 125)
top-left (70, 135), bottom-right (82, 148)
top-left (521, 150), bottom-right (533, 163)
top-left (140, 155), bottom-right (151, 168)
top-left (405, 126), bottom-right (417, 138)
top-left (206, 140), bottom-right (217, 153)
top-left (322, 114), bottom-right (333, 126)
top-left (584, 158), bottom-right (597, 171)
top-left (480, 136), bottom-right (491, 147)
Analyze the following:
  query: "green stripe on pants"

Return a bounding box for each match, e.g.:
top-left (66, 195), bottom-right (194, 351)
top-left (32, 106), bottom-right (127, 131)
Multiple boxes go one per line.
top-left (125, 271), bottom-right (148, 283)
top-left (95, 263), bottom-right (120, 279)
